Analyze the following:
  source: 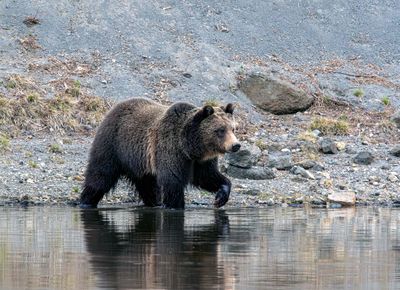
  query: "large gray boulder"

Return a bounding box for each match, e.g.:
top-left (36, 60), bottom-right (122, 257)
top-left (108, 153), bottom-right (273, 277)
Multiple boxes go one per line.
top-left (238, 74), bottom-right (314, 115)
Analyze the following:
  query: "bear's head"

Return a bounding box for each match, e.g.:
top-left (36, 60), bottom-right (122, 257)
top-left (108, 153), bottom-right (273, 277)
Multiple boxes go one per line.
top-left (186, 103), bottom-right (241, 161)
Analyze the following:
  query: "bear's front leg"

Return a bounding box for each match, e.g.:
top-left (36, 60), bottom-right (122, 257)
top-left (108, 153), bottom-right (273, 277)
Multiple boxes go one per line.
top-left (192, 159), bottom-right (232, 208)
top-left (214, 178), bottom-right (231, 208)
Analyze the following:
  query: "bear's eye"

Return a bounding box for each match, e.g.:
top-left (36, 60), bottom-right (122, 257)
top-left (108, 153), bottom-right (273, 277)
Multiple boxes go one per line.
top-left (215, 127), bottom-right (226, 138)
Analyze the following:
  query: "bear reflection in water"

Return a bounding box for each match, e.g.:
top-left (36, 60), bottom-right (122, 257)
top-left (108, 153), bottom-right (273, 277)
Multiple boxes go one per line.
top-left (81, 209), bottom-right (237, 289)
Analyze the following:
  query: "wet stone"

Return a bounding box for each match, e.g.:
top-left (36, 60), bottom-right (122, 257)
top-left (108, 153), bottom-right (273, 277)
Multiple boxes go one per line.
top-left (353, 151), bottom-right (374, 165)
top-left (327, 191), bottom-right (356, 206)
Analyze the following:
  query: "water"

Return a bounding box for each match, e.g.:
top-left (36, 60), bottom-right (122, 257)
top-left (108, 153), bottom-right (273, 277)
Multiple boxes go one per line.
top-left (1, 206), bottom-right (400, 290)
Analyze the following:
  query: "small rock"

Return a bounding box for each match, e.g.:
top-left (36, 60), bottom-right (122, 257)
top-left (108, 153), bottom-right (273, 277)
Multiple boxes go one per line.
top-left (267, 153), bottom-right (293, 170)
top-left (345, 146), bottom-right (357, 154)
top-left (241, 189), bottom-right (262, 196)
top-left (290, 165), bottom-right (315, 179)
top-left (226, 144), bottom-right (261, 169)
top-left (327, 191), bottom-right (356, 206)
top-left (387, 173), bottom-right (399, 183)
top-left (368, 175), bottom-right (380, 184)
top-left (226, 150), bottom-right (253, 169)
top-left (226, 165), bottom-right (275, 180)
top-left (296, 160), bottom-right (317, 170)
top-left (381, 164), bottom-right (391, 170)
top-left (312, 130), bottom-right (322, 137)
top-left (353, 151), bottom-right (374, 165)
top-left (320, 138), bottom-right (338, 154)
top-left (311, 163), bottom-right (325, 171)
top-left (391, 111), bottom-right (400, 128)
top-left (389, 145), bottom-right (400, 157)
top-left (335, 142), bottom-right (346, 151)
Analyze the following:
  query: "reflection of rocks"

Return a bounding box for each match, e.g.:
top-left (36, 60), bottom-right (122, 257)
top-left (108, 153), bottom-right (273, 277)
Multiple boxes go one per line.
top-left (327, 191), bottom-right (356, 206)
top-left (353, 151), bottom-right (374, 165)
top-left (227, 165), bottom-right (275, 180)
top-left (238, 74), bottom-right (314, 115)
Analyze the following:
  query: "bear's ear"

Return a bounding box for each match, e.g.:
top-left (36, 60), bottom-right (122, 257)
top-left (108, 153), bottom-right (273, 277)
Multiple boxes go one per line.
top-left (193, 105), bottom-right (214, 123)
top-left (224, 103), bottom-right (234, 114)
top-left (203, 105), bottom-right (215, 117)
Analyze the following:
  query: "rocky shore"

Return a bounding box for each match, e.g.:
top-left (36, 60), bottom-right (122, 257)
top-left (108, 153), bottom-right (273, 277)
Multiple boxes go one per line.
top-left (0, 105), bottom-right (399, 209)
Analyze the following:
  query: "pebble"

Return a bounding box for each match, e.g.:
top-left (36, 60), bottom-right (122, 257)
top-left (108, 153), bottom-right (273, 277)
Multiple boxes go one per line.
top-left (296, 160), bottom-right (317, 170)
top-left (336, 142), bottom-right (346, 151)
top-left (268, 153), bottom-right (293, 170)
top-left (391, 111), bottom-right (400, 128)
top-left (312, 130), bottom-right (322, 137)
top-left (389, 145), bottom-right (400, 157)
top-left (320, 138), bottom-right (338, 154)
top-left (353, 151), bottom-right (374, 165)
top-left (290, 166), bottom-right (315, 179)
top-left (387, 173), bottom-right (399, 183)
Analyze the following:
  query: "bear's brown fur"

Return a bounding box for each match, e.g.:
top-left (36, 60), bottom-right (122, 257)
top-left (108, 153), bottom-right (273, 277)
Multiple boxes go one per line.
top-left (80, 98), bottom-right (240, 209)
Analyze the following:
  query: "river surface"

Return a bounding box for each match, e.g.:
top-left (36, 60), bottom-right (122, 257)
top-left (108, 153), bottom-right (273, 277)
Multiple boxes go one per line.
top-left (0, 206), bottom-right (400, 290)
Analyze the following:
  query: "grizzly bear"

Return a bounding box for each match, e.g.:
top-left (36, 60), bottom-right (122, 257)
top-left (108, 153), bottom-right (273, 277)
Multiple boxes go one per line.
top-left (80, 98), bottom-right (240, 209)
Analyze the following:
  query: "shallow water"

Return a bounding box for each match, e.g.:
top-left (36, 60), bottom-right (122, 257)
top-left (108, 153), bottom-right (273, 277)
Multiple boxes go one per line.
top-left (1, 206), bottom-right (400, 290)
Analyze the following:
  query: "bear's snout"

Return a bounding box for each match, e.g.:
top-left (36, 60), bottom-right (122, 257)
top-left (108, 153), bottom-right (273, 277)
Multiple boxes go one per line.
top-left (231, 143), bottom-right (241, 152)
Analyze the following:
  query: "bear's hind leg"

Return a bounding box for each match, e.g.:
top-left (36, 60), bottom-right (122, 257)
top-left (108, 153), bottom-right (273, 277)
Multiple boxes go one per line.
top-left (135, 174), bottom-right (160, 207)
top-left (157, 178), bottom-right (185, 209)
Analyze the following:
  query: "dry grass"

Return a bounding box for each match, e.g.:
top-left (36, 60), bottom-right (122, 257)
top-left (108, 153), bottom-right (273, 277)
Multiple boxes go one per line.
top-left (297, 131), bottom-right (318, 143)
top-left (309, 117), bottom-right (349, 135)
top-left (1, 74), bottom-right (114, 136)
top-left (1, 75), bottom-right (113, 137)
top-left (0, 133), bottom-right (10, 152)
top-left (203, 98), bottom-right (220, 107)
top-left (0, 93), bottom-right (112, 136)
